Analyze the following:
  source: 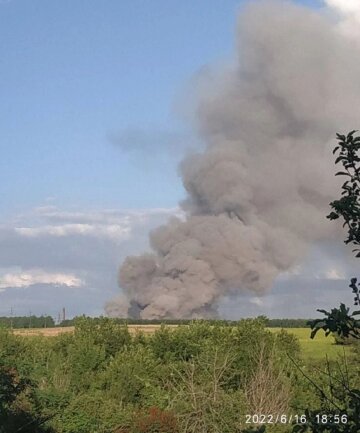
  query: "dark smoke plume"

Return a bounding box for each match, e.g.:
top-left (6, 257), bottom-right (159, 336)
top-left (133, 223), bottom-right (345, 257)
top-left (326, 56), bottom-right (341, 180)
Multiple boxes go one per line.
top-left (106, 0), bottom-right (360, 319)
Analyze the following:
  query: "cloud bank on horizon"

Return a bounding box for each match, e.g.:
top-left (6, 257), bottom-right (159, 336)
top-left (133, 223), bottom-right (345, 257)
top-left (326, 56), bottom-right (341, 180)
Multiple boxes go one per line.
top-left (106, 0), bottom-right (360, 320)
top-left (0, 269), bottom-right (83, 292)
top-left (0, 202), bottom-right (356, 319)
top-left (0, 206), bottom-right (179, 317)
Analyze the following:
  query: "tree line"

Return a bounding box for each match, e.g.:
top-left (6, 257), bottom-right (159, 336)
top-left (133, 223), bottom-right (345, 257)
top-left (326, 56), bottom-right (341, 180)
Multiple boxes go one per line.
top-left (0, 315), bottom-right (55, 329)
top-left (0, 315), bottom-right (314, 329)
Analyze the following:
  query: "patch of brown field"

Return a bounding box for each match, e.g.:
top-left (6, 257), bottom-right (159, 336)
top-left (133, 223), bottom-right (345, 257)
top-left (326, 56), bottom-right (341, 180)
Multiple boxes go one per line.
top-left (12, 324), bottom-right (179, 337)
top-left (13, 327), bottom-right (75, 337)
top-left (127, 324), bottom-right (179, 334)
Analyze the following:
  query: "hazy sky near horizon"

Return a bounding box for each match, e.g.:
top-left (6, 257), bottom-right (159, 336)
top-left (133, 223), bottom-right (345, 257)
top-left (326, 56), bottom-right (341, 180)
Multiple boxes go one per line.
top-left (1, 0), bottom-right (358, 319)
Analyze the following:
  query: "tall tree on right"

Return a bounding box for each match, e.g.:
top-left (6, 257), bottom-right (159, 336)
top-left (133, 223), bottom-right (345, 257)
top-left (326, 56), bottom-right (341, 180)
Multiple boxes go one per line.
top-left (294, 131), bottom-right (360, 433)
top-left (311, 131), bottom-right (360, 340)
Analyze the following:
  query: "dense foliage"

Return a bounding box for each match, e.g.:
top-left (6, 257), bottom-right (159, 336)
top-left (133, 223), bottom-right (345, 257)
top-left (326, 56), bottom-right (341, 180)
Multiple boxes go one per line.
top-left (2, 317), bottom-right (355, 433)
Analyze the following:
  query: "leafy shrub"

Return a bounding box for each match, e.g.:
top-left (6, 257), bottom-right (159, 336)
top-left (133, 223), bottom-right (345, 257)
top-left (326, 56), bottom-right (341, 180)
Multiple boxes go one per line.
top-left (74, 316), bottom-right (132, 358)
top-left (132, 407), bottom-right (179, 433)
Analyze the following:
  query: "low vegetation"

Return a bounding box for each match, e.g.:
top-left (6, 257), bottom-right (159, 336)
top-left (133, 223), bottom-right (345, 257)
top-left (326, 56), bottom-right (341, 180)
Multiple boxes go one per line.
top-left (0, 317), bottom-right (359, 433)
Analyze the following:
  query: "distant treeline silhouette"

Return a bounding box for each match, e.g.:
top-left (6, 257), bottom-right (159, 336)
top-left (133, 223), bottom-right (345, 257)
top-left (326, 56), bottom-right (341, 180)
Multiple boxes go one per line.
top-left (0, 315), bottom-right (312, 329)
top-left (0, 315), bottom-right (55, 328)
top-left (59, 316), bottom-right (312, 328)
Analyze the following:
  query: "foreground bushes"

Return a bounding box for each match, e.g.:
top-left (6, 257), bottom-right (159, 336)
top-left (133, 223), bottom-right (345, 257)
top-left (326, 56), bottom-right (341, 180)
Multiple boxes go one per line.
top-left (0, 317), bottom-right (356, 433)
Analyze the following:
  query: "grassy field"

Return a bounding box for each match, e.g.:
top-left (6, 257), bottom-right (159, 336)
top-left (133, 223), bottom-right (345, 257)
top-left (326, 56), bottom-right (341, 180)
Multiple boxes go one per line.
top-left (270, 327), bottom-right (352, 360)
top-left (13, 325), bottom-right (354, 360)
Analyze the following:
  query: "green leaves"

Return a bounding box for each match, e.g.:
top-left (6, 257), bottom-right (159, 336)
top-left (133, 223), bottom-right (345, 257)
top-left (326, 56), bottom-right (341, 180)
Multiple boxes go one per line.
top-left (327, 130), bottom-right (360, 254)
top-left (299, 131), bottom-right (360, 433)
top-left (308, 277), bottom-right (360, 341)
top-left (308, 302), bottom-right (360, 341)
top-left (349, 278), bottom-right (360, 306)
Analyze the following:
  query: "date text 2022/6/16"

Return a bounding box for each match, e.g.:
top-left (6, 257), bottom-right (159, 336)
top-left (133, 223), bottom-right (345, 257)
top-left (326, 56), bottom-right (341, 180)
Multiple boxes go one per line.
top-left (244, 413), bottom-right (348, 425)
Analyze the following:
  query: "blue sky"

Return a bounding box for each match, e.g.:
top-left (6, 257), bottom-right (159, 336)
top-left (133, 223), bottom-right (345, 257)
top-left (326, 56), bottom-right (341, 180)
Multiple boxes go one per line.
top-left (0, 0), bottom-right (323, 214)
top-left (3, 0), bottom-right (355, 320)
top-left (1, 0), bottom-right (243, 214)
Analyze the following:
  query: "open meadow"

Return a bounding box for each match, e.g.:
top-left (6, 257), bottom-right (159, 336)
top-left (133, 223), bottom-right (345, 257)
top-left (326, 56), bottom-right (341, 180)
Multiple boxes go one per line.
top-left (269, 327), bottom-right (353, 360)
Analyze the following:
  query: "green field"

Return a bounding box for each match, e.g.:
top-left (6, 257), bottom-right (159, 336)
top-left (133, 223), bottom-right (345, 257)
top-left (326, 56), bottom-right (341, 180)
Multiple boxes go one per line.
top-left (270, 327), bottom-right (353, 360)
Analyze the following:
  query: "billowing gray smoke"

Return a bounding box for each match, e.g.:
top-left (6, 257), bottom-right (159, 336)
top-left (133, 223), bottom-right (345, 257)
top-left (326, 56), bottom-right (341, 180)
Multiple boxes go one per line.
top-left (106, 0), bottom-right (360, 319)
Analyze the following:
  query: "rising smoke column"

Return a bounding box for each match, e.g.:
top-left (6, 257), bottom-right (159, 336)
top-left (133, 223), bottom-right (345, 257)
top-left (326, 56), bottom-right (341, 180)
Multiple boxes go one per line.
top-left (106, 0), bottom-right (360, 319)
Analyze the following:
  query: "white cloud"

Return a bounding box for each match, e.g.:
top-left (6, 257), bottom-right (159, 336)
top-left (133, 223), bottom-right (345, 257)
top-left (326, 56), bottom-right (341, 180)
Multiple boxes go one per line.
top-left (322, 268), bottom-right (345, 280)
top-left (325, 0), bottom-right (360, 16)
top-left (11, 206), bottom-right (183, 242)
top-left (248, 296), bottom-right (265, 307)
top-left (15, 223), bottom-right (131, 240)
top-left (29, 205), bottom-right (181, 224)
top-left (0, 205), bottom-right (180, 315)
top-left (324, 0), bottom-right (360, 39)
top-left (0, 268), bottom-right (84, 291)
top-left (281, 265), bottom-right (346, 281)
top-left (278, 265), bottom-right (303, 280)
top-left (31, 205), bottom-right (181, 221)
